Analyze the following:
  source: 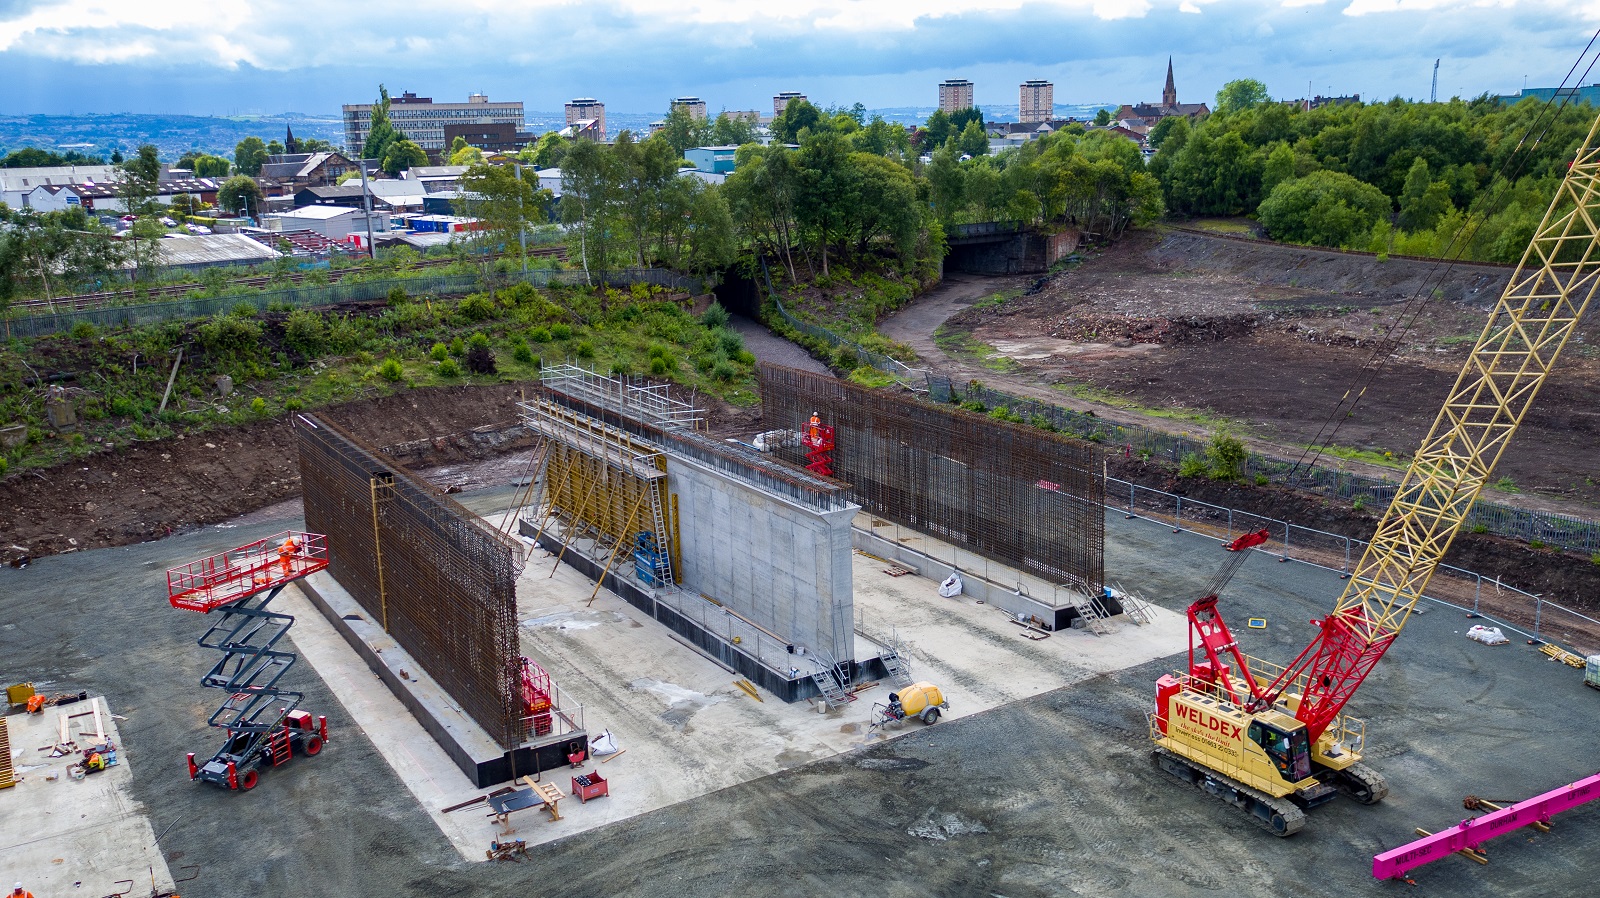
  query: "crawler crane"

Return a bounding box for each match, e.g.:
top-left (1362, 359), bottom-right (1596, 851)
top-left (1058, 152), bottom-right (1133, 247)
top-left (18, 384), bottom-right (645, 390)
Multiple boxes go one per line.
top-left (1151, 107), bottom-right (1600, 835)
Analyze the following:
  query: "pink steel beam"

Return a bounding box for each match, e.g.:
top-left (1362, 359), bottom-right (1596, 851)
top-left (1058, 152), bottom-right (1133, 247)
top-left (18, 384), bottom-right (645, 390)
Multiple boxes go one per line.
top-left (1372, 771), bottom-right (1600, 880)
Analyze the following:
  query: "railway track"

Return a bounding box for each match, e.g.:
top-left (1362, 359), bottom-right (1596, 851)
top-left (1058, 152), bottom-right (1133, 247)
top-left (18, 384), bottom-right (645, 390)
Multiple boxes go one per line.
top-left (13, 246), bottom-right (566, 315)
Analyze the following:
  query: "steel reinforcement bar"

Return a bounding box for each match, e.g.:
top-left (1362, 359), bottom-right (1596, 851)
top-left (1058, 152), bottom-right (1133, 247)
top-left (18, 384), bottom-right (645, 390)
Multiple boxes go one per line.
top-left (295, 413), bottom-right (526, 748)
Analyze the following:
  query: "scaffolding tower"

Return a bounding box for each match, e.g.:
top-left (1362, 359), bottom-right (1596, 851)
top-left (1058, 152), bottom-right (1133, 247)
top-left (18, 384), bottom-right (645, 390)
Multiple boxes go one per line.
top-left (520, 395), bottom-right (679, 591)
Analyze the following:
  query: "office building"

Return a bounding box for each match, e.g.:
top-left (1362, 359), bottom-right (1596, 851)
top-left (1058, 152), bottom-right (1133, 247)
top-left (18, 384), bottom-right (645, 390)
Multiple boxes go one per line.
top-left (341, 92), bottom-right (524, 155)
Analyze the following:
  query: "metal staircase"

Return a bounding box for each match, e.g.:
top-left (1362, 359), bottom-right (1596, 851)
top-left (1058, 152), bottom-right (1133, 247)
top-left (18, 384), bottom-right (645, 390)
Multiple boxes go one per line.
top-left (809, 651), bottom-right (854, 707)
top-left (879, 644), bottom-right (914, 687)
top-left (1114, 582), bottom-right (1155, 626)
top-left (1069, 585), bottom-right (1116, 636)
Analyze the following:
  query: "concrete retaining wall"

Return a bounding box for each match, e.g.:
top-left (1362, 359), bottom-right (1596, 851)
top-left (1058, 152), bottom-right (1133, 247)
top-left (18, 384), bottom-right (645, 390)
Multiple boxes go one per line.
top-left (945, 227), bottom-right (1081, 275)
top-left (667, 453), bottom-right (858, 662)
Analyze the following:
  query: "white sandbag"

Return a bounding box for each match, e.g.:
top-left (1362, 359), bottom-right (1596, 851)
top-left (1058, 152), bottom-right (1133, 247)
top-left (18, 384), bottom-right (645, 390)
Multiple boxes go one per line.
top-left (1467, 625), bottom-right (1509, 646)
top-left (589, 729), bottom-right (619, 756)
top-left (938, 573), bottom-right (963, 598)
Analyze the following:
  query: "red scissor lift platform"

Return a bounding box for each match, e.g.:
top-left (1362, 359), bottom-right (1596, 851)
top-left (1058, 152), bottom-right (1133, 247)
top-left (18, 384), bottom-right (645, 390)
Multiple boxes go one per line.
top-left (167, 531), bottom-right (332, 791)
top-left (167, 531), bottom-right (329, 612)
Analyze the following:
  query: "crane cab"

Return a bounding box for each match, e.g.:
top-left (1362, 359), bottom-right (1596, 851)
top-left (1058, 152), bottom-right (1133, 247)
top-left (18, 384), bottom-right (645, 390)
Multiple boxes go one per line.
top-left (1153, 678), bottom-right (1331, 804)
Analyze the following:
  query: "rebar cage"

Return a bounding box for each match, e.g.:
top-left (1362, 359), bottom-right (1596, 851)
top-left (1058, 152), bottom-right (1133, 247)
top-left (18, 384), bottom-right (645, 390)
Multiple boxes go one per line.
top-left (296, 414), bottom-right (526, 748)
top-left (759, 363), bottom-right (1105, 593)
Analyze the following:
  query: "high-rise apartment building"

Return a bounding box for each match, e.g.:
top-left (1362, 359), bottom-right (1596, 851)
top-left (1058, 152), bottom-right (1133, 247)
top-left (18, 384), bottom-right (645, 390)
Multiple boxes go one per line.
top-left (773, 91), bottom-right (807, 117)
top-left (341, 92), bottom-right (523, 155)
top-left (672, 97), bottom-right (708, 121)
top-left (565, 98), bottom-right (608, 141)
top-left (1020, 80), bottom-right (1054, 123)
top-left (939, 79), bottom-right (975, 113)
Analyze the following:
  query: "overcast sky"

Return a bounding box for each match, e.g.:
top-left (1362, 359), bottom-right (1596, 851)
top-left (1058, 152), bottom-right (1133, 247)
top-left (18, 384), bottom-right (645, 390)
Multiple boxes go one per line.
top-left (1, 0), bottom-right (1598, 116)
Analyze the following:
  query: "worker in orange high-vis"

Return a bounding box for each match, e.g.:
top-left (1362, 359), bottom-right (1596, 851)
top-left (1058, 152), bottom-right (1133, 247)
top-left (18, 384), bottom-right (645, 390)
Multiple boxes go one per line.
top-left (11, 882), bottom-right (35, 898)
top-left (277, 536), bottom-right (300, 575)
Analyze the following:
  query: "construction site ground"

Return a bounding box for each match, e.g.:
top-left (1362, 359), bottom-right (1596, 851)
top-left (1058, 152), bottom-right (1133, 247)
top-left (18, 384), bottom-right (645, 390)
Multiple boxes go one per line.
top-left (895, 228), bottom-right (1600, 512)
top-left (3, 479), bottom-right (1595, 896)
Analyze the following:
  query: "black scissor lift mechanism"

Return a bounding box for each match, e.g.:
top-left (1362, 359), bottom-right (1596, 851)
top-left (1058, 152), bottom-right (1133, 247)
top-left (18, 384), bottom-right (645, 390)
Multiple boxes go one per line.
top-left (167, 531), bottom-right (331, 791)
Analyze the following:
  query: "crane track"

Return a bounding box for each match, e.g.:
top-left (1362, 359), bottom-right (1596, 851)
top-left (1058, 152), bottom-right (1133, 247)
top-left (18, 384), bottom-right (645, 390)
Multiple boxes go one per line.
top-left (13, 246), bottom-right (566, 315)
top-left (1151, 745), bottom-right (1307, 837)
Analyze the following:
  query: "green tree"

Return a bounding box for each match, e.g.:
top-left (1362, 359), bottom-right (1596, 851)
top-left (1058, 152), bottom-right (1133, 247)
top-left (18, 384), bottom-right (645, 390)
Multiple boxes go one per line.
top-left (118, 144), bottom-right (162, 281)
top-left (725, 143), bottom-right (803, 279)
top-left (1398, 156), bottom-right (1453, 231)
top-left (362, 84), bottom-right (404, 164)
top-left (525, 132), bottom-right (569, 169)
top-left (458, 162), bottom-right (551, 265)
top-left (771, 99), bottom-right (823, 144)
top-left (1147, 115), bottom-right (1185, 150)
top-left (710, 112), bottom-right (755, 148)
top-left (1166, 130), bottom-right (1260, 215)
top-left (1258, 170), bottom-right (1391, 248)
top-left (192, 154), bottom-right (231, 178)
top-left (0, 206), bottom-right (127, 309)
top-left (266, 139), bottom-right (285, 156)
top-left (658, 106), bottom-right (713, 155)
top-left (1214, 79), bottom-right (1271, 116)
top-left (1093, 108), bottom-right (1113, 127)
top-left (560, 138), bottom-right (622, 282)
top-left (1261, 142), bottom-right (1296, 197)
top-left (381, 139), bottom-right (428, 177)
top-left (233, 136), bottom-right (268, 176)
top-left (957, 119), bottom-right (990, 157)
top-left (217, 175), bottom-right (264, 217)
top-left (448, 137), bottom-right (485, 166)
top-left (921, 109), bottom-right (954, 148)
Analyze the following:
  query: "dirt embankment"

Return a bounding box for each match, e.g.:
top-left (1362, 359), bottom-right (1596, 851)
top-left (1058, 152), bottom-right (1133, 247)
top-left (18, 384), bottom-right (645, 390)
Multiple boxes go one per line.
top-left (947, 228), bottom-right (1600, 510)
top-left (0, 383), bottom-right (757, 565)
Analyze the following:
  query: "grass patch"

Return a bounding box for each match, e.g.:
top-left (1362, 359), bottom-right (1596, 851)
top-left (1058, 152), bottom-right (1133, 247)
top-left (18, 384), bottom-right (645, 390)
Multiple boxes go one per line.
top-left (933, 326), bottom-right (1020, 373)
top-left (1319, 444), bottom-right (1406, 469)
top-left (1187, 218), bottom-right (1257, 236)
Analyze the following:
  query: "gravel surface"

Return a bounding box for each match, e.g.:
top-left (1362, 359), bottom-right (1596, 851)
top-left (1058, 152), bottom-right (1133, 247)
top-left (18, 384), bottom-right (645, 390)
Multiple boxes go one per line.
top-left (728, 314), bottom-right (830, 375)
top-left (3, 491), bottom-right (1594, 896)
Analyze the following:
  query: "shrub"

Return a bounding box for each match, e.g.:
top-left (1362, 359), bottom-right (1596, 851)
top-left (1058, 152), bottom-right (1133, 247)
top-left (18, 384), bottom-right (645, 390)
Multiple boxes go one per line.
top-left (701, 301), bottom-right (731, 330)
top-left (834, 345), bottom-right (857, 369)
top-left (610, 359), bottom-right (634, 376)
top-left (716, 328), bottom-right (743, 355)
top-left (1529, 539), bottom-right (1546, 551)
top-left (250, 397), bottom-right (268, 416)
top-left (1178, 452), bottom-right (1207, 478)
top-left (285, 398), bottom-right (304, 411)
top-left (1030, 414), bottom-right (1056, 432)
top-left (110, 396), bottom-right (136, 416)
top-left (197, 314), bottom-right (263, 358)
top-left (459, 293), bottom-right (497, 321)
top-left (1254, 473), bottom-right (1268, 486)
top-left (70, 320), bottom-right (97, 340)
top-left (1205, 432), bottom-right (1247, 481)
top-left (231, 301), bottom-right (258, 318)
top-left (513, 341), bottom-right (535, 364)
top-left (468, 331), bottom-right (490, 349)
top-left (437, 357), bottom-right (461, 377)
top-left (734, 349), bottom-right (756, 365)
top-left (430, 342), bottom-right (449, 362)
top-left (1352, 495), bottom-right (1368, 512)
top-left (529, 327), bottom-right (553, 343)
top-left (576, 340), bottom-right (596, 358)
top-left (960, 400), bottom-right (986, 413)
top-left (1470, 522), bottom-right (1489, 534)
top-left (326, 315), bottom-right (367, 353)
top-left (284, 309), bottom-right (328, 355)
top-left (377, 357), bottom-right (404, 382)
top-left (449, 337), bottom-right (465, 356)
top-left (712, 359), bottom-right (737, 381)
top-left (650, 356), bottom-right (670, 376)
top-left (388, 286), bottom-right (409, 306)
top-left (465, 344), bottom-right (497, 374)
top-left (551, 323), bottom-right (573, 340)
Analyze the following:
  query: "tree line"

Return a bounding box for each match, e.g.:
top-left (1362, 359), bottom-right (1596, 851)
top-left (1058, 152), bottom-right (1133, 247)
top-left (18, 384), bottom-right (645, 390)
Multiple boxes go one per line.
top-left (1150, 82), bottom-right (1596, 261)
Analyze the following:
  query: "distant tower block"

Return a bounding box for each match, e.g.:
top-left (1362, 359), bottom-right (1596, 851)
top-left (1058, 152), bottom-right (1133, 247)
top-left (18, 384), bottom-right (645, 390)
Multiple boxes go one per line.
top-left (565, 97), bottom-right (607, 141)
top-left (939, 79), bottom-right (975, 113)
top-left (1020, 80), bottom-right (1054, 123)
top-left (774, 90), bottom-right (807, 117)
top-left (672, 96), bottom-right (708, 121)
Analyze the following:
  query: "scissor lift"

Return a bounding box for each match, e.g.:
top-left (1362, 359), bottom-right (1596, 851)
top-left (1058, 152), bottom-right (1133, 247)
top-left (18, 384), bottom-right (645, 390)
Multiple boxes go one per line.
top-left (167, 531), bottom-right (331, 792)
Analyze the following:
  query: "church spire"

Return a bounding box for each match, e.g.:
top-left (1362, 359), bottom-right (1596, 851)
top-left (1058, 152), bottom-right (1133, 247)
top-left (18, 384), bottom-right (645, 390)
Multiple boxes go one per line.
top-left (1163, 57), bottom-right (1177, 107)
top-left (285, 124), bottom-right (299, 155)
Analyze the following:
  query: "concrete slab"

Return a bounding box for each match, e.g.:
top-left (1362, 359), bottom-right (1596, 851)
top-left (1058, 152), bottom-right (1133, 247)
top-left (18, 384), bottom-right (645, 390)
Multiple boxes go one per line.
top-left (0, 700), bottom-right (175, 896)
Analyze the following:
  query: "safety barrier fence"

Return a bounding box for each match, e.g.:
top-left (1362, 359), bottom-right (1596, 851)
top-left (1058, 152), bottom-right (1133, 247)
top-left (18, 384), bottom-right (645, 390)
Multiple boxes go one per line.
top-left (948, 379), bottom-right (1600, 555)
top-left (1111, 476), bottom-right (1600, 657)
top-left (6, 267), bottom-right (702, 338)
